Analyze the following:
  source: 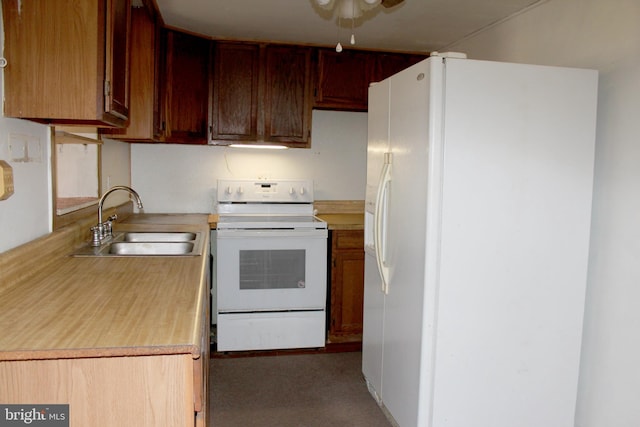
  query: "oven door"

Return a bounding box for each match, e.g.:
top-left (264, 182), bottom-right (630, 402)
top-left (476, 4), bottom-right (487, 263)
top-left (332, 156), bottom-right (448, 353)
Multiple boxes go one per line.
top-left (216, 229), bottom-right (328, 312)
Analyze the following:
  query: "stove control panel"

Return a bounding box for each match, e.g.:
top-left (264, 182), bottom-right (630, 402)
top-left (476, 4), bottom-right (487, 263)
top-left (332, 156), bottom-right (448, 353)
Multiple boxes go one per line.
top-left (217, 179), bottom-right (314, 203)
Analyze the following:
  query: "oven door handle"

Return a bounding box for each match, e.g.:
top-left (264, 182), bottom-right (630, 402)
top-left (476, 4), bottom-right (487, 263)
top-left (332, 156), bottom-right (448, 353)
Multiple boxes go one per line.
top-left (216, 229), bottom-right (328, 238)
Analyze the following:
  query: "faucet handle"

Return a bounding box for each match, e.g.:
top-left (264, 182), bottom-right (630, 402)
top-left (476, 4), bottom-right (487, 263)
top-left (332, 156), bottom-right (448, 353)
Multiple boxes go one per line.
top-left (107, 214), bottom-right (118, 222)
top-left (90, 226), bottom-right (101, 247)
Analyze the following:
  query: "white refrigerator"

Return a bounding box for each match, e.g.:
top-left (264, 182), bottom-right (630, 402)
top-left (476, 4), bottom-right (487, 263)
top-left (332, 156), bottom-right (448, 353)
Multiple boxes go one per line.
top-left (362, 54), bottom-right (598, 427)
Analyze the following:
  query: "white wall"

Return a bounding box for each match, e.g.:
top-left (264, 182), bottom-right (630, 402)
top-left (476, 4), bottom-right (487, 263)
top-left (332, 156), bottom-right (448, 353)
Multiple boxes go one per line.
top-left (131, 109), bottom-right (368, 213)
top-left (101, 138), bottom-right (134, 209)
top-left (0, 118), bottom-right (51, 253)
top-left (449, 1), bottom-right (640, 425)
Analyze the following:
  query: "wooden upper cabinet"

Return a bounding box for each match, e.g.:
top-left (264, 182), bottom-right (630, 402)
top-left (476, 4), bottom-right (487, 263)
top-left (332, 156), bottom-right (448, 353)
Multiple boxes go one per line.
top-left (315, 49), bottom-right (371, 111)
top-left (102, 6), bottom-right (158, 141)
top-left (211, 43), bottom-right (260, 141)
top-left (159, 30), bottom-right (211, 144)
top-left (373, 52), bottom-right (427, 82)
top-left (3, 0), bottom-right (131, 127)
top-left (314, 49), bottom-right (428, 111)
top-left (211, 42), bottom-right (312, 147)
top-left (263, 45), bottom-right (312, 146)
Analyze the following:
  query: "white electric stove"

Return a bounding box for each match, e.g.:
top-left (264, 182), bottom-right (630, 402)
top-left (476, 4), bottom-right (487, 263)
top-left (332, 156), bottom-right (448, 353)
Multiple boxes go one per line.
top-left (213, 179), bottom-right (328, 352)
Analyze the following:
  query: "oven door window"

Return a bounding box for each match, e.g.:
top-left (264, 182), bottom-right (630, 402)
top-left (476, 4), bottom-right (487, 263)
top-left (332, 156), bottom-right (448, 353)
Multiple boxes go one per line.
top-left (240, 249), bottom-right (306, 290)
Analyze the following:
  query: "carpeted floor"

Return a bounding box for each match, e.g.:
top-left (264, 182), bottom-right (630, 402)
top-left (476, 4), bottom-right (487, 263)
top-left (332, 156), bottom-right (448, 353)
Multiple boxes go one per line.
top-left (210, 351), bottom-right (391, 426)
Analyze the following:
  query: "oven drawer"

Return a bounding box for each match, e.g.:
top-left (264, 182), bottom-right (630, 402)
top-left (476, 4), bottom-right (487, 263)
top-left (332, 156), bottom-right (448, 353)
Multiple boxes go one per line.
top-left (217, 311), bottom-right (326, 351)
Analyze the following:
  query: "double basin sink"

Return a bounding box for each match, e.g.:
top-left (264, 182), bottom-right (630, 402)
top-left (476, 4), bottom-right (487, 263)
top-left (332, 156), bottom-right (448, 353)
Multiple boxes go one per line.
top-left (73, 231), bottom-right (202, 257)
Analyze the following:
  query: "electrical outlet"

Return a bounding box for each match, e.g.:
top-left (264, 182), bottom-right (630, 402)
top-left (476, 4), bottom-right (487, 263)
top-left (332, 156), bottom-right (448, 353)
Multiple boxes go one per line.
top-left (0, 160), bottom-right (15, 200)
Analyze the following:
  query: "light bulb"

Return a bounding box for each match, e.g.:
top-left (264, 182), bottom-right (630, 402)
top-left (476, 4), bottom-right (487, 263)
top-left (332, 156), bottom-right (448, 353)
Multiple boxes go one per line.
top-left (336, 42), bottom-right (343, 52)
top-left (350, 34), bottom-right (356, 45)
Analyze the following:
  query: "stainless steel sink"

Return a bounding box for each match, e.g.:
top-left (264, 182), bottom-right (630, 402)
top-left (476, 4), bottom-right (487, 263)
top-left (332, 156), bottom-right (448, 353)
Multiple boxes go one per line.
top-left (123, 232), bottom-right (197, 242)
top-left (109, 241), bottom-right (195, 255)
top-left (72, 231), bottom-right (202, 257)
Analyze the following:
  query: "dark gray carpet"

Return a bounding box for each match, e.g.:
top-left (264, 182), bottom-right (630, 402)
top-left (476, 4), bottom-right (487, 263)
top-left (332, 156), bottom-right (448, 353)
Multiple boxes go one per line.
top-left (210, 351), bottom-right (391, 427)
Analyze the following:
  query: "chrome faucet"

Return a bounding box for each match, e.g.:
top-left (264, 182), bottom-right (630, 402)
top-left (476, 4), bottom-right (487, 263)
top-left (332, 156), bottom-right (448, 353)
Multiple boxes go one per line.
top-left (90, 186), bottom-right (144, 246)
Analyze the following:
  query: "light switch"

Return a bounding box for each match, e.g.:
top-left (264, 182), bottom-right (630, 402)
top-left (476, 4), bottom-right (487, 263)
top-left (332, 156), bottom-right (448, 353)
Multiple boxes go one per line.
top-left (0, 160), bottom-right (15, 200)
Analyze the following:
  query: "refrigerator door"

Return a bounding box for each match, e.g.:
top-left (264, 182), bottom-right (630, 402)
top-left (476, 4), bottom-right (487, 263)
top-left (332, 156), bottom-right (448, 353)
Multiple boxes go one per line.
top-left (381, 58), bottom-right (441, 427)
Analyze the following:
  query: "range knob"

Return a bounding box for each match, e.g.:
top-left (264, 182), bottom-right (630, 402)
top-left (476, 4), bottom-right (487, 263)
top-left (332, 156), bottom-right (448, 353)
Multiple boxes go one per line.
top-left (225, 186), bottom-right (233, 195)
top-left (300, 187), bottom-right (306, 195)
top-left (237, 186), bottom-right (244, 194)
top-left (289, 187), bottom-right (295, 195)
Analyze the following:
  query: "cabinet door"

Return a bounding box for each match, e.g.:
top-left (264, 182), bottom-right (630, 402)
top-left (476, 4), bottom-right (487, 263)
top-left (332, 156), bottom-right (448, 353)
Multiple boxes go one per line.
top-left (264, 45), bottom-right (312, 146)
top-left (211, 43), bottom-right (260, 142)
top-left (102, 6), bottom-right (156, 141)
top-left (315, 49), bottom-right (372, 111)
top-left (2, 0), bottom-right (129, 127)
top-left (104, 0), bottom-right (131, 120)
top-left (161, 30), bottom-right (211, 144)
top-left (329, 230), bottom-right (365, 342)
top-left (373, 52), bottom-right (427, 82)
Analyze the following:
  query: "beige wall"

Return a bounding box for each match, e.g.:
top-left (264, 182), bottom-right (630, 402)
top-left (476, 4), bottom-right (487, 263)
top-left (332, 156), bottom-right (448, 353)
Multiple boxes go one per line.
top-left (449, 1), bottom-right (640, 425)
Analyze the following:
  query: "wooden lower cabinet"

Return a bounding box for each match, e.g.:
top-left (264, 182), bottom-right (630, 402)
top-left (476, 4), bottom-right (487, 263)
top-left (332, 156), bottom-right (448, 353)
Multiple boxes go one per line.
top-left (0, 353), bottom-right (205, 426)
top-left (328, 229), bottom-right (365, 343)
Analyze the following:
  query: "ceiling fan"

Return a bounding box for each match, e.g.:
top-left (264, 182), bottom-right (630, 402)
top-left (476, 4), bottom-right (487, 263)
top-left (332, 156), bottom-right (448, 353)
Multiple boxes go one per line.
top-left (315, 0), bottom-right (405, 19)
top-left (314, 0), bottom-right (405, 51)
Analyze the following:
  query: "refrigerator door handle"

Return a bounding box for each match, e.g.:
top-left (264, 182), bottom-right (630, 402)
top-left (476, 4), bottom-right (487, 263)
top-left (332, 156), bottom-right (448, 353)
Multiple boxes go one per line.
top-left (374, 152), bottom-right (392, 294)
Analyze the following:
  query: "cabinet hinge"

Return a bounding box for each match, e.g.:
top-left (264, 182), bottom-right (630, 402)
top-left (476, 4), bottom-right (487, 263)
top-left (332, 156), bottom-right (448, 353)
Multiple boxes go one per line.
top-left (104, 80), bottom-right (111, 97)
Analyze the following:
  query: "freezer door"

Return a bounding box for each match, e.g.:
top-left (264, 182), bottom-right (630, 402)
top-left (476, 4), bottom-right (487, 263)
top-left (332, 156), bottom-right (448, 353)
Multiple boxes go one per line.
top-left (380, 57), bottom-right (439, 427)
top-left (362, 76), bottom-right (391, 408)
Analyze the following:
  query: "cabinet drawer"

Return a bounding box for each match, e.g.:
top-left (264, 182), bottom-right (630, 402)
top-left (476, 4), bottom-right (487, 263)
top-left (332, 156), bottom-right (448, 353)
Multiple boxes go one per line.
top-left (333, 230), bottom-right (364, 250)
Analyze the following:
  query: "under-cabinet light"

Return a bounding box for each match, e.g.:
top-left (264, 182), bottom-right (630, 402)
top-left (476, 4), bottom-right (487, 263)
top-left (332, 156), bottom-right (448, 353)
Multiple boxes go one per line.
top-left (229, 144), bottom-right (289, 150)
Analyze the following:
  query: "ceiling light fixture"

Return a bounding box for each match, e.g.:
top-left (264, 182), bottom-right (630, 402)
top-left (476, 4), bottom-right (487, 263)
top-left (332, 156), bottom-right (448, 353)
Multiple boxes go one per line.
top-left (316, 0), bottom-right (380, 51)
top-left (314, 0), bottom-right (403, 52)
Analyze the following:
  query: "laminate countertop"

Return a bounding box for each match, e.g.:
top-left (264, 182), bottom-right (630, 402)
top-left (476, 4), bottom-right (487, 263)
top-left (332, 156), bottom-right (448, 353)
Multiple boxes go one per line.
top-left (207, 213), bottom-right (364, 230)
top-left (0, 214), bottom-right (210, 362)
top-left (316, 214), bottom-right (364, 230)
